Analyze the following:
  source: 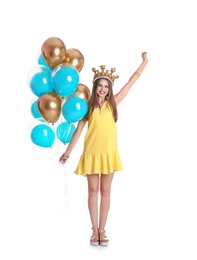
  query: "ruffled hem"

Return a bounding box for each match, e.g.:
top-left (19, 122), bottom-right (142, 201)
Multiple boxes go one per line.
top-left (74, 152), bottom-right (123, 177)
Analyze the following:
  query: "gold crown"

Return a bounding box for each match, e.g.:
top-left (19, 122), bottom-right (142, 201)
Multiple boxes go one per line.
top-left (92, 65), bottom-right (119, 84)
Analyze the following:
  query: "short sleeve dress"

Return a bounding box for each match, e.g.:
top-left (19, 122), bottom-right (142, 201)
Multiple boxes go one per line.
top-left (74, 101), bottom-right (123, 177)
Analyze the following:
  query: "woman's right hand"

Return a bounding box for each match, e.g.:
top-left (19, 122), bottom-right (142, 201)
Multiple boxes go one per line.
top-left (141, 52), bottom-right (148, 63)
top-left (59, 153), bottom-right (69, 165)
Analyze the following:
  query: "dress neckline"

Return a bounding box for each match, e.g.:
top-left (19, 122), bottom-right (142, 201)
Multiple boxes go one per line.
top-left (97, 100), bottom-right (107, 109)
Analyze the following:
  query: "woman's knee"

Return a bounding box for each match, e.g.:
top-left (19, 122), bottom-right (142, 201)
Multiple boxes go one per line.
top-left (89, 185), bottom-right (99, 197)
top-left (100, 186), bottom-right (111, 197)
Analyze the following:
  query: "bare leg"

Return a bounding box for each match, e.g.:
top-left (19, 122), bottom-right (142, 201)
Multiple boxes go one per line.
top-left (99, 173), bottom-right (114, 230)
top-left (87, 174), bottom-right (99, 227)
top-left (87, 174), bottom-right (100, 245)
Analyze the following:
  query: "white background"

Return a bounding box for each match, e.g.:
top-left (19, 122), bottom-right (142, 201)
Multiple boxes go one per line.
top-left (1, 0), bottom-right (197, 259)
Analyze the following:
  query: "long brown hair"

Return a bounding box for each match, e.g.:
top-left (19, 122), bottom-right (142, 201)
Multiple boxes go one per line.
top-left (86, 78), bottom-right (118, 122)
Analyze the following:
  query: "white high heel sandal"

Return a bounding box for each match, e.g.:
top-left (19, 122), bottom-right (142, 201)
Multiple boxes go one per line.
top-left (98, 229), bottom-right (109, 246)
top-left (90, 227), bottom-right (99, 246)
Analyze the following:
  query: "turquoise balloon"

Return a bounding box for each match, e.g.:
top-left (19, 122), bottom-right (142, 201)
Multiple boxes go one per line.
top-left (56, 122), bottom-right (76, 144)
top-left (38, 54), bottom-right (53, 70)
top-left (52, 63), bottom-right (79, 97)
top-left (62, 96), bottom-right (88, 123)
top-left (31, 100), bottom-right (42, 118)
top-left (31, 124), bottom-right (55, 148)
top-left (30, 66), bottom-right (53, 97)
top-left (30, 100), bottom-right (46, 122)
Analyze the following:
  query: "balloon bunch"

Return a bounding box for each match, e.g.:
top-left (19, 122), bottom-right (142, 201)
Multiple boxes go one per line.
top-left (27, 37), bottom-right (91, 148)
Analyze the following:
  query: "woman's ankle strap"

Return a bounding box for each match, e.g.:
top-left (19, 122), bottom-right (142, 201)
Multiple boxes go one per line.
top-left (92, 227), bottom-right (98, 231)
top-left (98, 229), bottom-right (105, 233)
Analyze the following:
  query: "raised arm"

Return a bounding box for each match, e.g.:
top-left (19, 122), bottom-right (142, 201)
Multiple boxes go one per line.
top-left (114, 52), bottom-right (148, 105)
top-left (59, 117), bottom-right (87, 164)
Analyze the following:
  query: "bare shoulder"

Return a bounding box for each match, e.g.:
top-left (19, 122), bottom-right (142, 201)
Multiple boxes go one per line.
top-left (76, 117), bottom-right (87, 129)
top-left (114, 94), bottom-right (120, 106)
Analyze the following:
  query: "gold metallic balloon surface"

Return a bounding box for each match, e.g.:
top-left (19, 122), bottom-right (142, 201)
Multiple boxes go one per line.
top-left (41, 37), bottom-right (67, 69)
top-left (65, 48), bottom-right (84, 72)
top-left (38, 92), bottom-right (62, 123)
top-left (75, 83), bottom-right (91, 101)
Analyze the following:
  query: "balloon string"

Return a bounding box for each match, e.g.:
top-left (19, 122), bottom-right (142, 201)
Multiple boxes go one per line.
top-left (51, 121), bottom-right (70, 211)
top-left (63, 166), bottom-right (70, 210)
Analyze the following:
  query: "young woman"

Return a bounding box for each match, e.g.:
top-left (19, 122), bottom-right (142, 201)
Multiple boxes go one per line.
top-left (59, 52), bottom-right (148, 246)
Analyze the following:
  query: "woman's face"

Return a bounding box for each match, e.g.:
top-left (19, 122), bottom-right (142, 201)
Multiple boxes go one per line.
top-left (96, 79), bottom-right (109, 98)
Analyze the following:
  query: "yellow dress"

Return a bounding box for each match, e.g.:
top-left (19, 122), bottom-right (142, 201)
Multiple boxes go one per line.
top-left (74, 101), bottom-right (123, 177)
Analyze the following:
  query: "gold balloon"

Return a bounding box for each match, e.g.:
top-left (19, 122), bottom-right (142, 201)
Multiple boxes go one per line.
top-left (41, 37), bottom-right (67, 68)
top-left (65, 48), bottom-right (84, 72)
top-left (75, 83), bottom-right (91, 101)
top-left (38, 92), bottom-right (62, 123)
